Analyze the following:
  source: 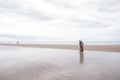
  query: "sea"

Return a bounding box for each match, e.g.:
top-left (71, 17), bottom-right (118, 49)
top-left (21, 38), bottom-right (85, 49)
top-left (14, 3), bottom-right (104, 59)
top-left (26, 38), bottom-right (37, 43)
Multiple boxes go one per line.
top-left (0, 41), bottom-right (120, 45)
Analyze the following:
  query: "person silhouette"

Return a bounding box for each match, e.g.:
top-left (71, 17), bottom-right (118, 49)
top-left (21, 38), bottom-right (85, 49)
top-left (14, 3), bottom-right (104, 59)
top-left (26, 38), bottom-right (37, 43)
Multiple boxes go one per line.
top-left (79, 40), bottom-right (84, 52)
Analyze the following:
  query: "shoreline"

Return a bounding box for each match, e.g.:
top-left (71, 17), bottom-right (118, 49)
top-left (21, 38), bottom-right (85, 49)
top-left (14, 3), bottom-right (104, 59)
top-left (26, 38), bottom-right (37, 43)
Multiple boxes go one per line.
top-left (0, 43), bottom-right (120, 52)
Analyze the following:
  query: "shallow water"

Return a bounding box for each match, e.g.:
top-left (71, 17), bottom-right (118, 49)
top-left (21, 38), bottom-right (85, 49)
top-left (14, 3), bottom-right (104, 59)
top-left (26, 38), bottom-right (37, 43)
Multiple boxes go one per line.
top-left (0, 46), bottom-right (120, 80)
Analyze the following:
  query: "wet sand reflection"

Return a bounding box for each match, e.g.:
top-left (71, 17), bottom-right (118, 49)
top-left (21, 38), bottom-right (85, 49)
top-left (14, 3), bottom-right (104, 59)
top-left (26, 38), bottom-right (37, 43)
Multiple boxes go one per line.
top-left (79, 51), bottom-right (84, 64)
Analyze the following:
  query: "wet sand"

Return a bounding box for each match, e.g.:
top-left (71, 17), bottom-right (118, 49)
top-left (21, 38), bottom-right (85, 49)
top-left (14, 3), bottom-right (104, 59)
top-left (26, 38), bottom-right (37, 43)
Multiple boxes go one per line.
top-left (0, 43), bottom-right (120, 52)
top-left (0, 46), bottom-right (120, 80)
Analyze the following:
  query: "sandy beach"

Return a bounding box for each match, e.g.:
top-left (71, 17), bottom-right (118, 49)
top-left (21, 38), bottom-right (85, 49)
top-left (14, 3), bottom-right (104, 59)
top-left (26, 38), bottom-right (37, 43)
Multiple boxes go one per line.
top-left (0, 43), bottom-right (120, 80)
top-left (0, 46), bottom-right (120, 80)
top-left (0, 43), bottom-right (120, 52)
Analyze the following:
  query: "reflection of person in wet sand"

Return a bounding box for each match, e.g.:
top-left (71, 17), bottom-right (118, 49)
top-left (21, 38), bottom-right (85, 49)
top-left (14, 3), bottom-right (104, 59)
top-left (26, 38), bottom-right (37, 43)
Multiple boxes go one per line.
top-left (80, 52), bottom-right (84, 64)
top-left (79, 40), bottom-right (84, 52)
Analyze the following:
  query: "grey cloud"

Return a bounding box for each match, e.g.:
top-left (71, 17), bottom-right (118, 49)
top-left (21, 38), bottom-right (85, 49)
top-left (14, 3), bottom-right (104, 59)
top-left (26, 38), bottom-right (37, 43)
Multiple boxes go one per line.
top-left (46, 0), bottom-right (75, 10)
top-left (69, 19), bottom-right (107, 28)
top-left (0, 34), bottom-right (35, 40)
top-left (18, 9), bottom-right (52, 21)
top-left (0, 34), bottom-right (57, 41)
top-left (77, 22), bottom-right (107, 28)
top-left (0, 0), bottom-right (21, 11)
top-left (0, 1), bottom-right (53, 21)
top-left (62, 4), bottom-right (76, 10)
top-left (97, 0), bottom-right (120, 13)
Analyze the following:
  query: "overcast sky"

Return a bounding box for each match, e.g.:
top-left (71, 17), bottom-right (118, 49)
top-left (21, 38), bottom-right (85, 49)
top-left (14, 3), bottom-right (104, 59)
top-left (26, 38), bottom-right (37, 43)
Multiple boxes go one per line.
top-left (0, 0), bottom-right (120, 42)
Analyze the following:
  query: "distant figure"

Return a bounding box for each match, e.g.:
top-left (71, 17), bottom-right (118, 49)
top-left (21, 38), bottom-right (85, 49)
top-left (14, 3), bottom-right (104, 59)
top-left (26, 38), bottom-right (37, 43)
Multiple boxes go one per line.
top-left (16, 41), bottom-right (19, 44)
top-left (79, 40), bottom-right (84, 52)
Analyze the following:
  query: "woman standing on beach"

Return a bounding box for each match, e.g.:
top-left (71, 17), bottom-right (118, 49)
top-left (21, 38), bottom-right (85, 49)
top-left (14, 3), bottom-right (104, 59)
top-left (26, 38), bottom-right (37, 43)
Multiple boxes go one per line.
top-left (79, 40), bottom-right (84, 52)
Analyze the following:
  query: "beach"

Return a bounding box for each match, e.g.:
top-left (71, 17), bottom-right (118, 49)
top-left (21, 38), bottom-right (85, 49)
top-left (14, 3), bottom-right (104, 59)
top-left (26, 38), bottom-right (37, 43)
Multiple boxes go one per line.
top-left (0, 43), bottom-right (120, 52)
top-left (0, 44), bottom-right (120, 80)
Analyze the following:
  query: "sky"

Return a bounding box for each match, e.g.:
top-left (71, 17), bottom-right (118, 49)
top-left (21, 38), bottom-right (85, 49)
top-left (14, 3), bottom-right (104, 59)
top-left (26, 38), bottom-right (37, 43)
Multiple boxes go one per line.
top-left (0, 0), bottom-right (120, 43)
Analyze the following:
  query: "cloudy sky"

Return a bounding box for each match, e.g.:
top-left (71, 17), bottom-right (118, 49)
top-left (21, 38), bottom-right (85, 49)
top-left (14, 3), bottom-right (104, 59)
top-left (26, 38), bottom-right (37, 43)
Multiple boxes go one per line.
top-left (0, 0), bottom-right (120, 43)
